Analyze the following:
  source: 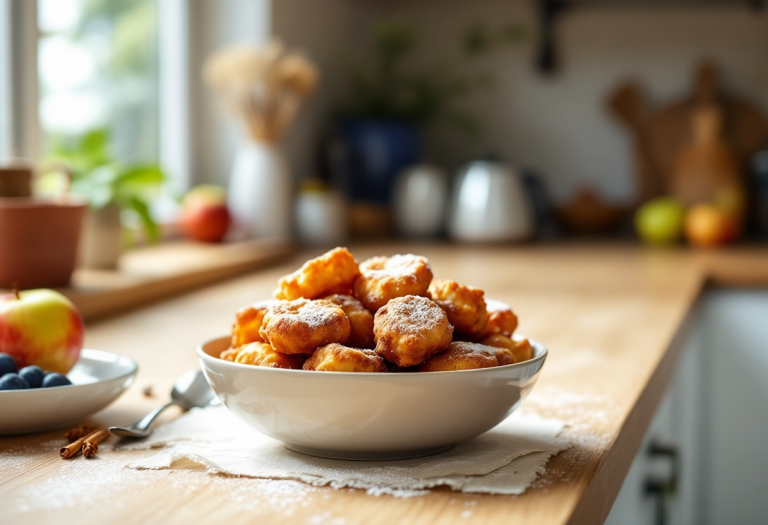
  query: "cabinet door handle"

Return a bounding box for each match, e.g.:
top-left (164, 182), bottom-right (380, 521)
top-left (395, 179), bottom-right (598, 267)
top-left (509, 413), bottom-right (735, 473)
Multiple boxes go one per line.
top-left (644, 441), bottom-right (680, 525)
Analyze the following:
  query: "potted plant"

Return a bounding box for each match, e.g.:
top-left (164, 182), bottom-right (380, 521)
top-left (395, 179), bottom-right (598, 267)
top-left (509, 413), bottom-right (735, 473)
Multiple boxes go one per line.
top-left (40, 129), bottom-right (165, 269)
top-left (336, 20), bottom-right (524, 206)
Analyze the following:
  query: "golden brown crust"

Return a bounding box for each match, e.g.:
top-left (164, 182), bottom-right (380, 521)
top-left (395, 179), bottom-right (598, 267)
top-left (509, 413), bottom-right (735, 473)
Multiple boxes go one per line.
top-left (353, 254), bottom-right (433, 312)
top-left (418, 341), bottom-right (499, 372)
top-left (274, 247), bottom-right (360, 300)
top-left (220, 348), bottom-right (239, 361)
top-left (428, 279), bottom-right (488, 336)
top-left (231, 300), bottom-right (281, 347)
top-left (260, 299), bottom-right (351, 355)
top-left (373, 295), bottom-right (453, 367)
top-left (323, 294), bottom-right (375, 349)
top-left (480, 299), bottom-right (519, 338)
top-left (303, 343), bottom-right (387, 373)
top-left (479, 334), bottom-right (535, 364)
top-left (228, 342), bottom-right (305, 369)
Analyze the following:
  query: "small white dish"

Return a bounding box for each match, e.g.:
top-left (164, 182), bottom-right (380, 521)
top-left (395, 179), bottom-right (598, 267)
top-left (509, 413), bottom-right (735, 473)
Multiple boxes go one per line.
top-left (0, 349), bottom-right (138, 435)
top-left (198, 336), bottom-right (547, 460)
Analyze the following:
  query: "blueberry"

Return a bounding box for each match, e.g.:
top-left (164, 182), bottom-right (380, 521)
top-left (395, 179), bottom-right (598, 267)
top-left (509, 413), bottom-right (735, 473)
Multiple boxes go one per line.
top-left (19, 366), bottom-right (45, 388)
top-left (0, 373), bottom-right (30, 390)
top-left (42, 372), bottom-right (72, 388)
top-left (0, 353), bottom-right (18, 377)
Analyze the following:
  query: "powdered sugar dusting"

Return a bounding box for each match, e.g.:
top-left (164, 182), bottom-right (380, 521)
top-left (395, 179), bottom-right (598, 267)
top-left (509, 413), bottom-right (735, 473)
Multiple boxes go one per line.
top-left (7, 446), bottom-right (154, 513)
top-left (383, 295), bottom-right (447, 335)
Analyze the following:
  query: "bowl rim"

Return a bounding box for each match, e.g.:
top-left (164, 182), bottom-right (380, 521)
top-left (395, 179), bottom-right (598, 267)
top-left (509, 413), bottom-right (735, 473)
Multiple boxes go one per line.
top-left (0, 348), bottom-right (139, 394)
top-left (198, 335), bottom-right (547, 376)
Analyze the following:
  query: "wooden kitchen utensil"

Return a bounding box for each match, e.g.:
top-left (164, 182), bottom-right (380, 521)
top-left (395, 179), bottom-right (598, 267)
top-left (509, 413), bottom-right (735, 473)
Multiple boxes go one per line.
top-left (608, 61), bottom-right (768, 204)
top-left (670, 104), bottom-right (744, 210)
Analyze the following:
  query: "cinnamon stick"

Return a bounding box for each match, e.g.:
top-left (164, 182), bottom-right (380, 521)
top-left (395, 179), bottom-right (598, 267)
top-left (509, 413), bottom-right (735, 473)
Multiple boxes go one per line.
top-left (60, 429), bottom-right (101, 459)
top-left (64, 425), bottom-right (96, 443)
top-left (82, 429), bottom-right (111, 459)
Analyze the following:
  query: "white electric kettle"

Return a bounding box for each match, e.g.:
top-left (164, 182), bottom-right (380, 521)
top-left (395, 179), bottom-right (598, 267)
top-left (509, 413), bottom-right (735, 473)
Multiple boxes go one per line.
top-left (447, 160), bottom-right (533, 242)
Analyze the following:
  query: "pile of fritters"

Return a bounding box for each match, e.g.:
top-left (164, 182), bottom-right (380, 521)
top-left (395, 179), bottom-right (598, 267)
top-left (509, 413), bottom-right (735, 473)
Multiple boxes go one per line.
top-left (220, 247), bottom-right (535, 372)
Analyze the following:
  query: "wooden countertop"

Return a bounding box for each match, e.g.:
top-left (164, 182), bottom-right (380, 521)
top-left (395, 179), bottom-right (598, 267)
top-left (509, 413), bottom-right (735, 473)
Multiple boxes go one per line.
top-left (2, 243), bottom-right (767, 525)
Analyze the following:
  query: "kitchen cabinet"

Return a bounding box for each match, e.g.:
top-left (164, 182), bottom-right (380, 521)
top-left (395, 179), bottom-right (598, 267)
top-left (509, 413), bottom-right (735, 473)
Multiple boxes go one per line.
top-left (605, 290), bottom-right (768, 525)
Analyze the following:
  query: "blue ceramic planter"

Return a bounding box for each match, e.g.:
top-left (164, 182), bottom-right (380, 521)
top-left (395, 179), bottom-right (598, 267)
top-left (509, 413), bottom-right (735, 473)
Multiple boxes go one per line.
top-left (341, 120), bottom-right (422, 203)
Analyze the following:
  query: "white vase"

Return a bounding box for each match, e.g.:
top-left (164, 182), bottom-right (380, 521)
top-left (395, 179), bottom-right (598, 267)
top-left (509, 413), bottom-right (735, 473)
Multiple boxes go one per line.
top-left (79, 204), bottom-right (123, 269)
top-left (228, 141), bottom-right (292, 241)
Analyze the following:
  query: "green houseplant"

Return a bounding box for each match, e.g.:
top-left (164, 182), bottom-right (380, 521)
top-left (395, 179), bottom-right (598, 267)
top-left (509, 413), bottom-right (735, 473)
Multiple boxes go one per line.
top-left (41, 129), bottom-right (165, 268)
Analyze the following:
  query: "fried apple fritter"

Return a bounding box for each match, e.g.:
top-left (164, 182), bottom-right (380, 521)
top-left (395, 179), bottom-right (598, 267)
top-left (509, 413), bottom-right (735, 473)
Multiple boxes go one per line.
top-left (260, 299), bottom-right (351, 355)
top-left (428, 279), bottom-right (488, 336)
top-left (323, 294), bottom-right (375, 349)
top-left (225, 342), bottom-right (305, 369)
top-left (479, 334), bottom-right (534, 364)
top-left (373, 295), bottom-right (453, 367)
top-left (418, 341), bottom-right (499, 372)
top-left (220, 348), bottom-right (239, 361)
top-left (303, 343), bottom-right (387, 373)
top-left (353, 254), bottom-right (433, 312)
top-left (231, 299), bottom-right (281, 347)
top-left (274, 247), bottom-right (360, 300)
top-left (481, 299), bottom-right (519, 337)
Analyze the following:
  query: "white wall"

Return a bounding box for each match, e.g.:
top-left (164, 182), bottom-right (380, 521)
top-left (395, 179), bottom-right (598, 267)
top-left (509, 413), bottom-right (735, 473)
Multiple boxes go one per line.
top-left (189, 1), bottom-right (768, 204)
top-left (271, 0), bottom-right (380, 182)
top-left (188, 0), bottom-right (271, 187)
top-left (384, 0), bottom-right (768, 203)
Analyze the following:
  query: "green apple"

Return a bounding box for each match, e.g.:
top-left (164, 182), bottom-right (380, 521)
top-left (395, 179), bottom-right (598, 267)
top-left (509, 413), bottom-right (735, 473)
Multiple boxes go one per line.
top-left (635, 197), bottom-right (686, 245)
top-left (0, 289), bottom-right (84, 373)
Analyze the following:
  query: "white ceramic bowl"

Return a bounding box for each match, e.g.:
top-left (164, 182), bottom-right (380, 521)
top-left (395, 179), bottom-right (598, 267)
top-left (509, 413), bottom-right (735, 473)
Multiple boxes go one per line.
top-left (0, 349), bottom-right (138, 435)
top-left (198, 336), bottom-right (547, 460)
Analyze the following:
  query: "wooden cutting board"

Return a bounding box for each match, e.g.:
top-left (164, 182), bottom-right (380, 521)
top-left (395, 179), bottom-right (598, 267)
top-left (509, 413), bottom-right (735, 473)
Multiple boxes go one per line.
top-left (55, 238), bottom-right (293, 321)
top-left (607, 61), bottom-right (768, 203)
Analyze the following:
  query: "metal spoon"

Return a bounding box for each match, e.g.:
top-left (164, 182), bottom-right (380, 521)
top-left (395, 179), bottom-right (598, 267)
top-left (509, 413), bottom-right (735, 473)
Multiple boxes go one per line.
top-left (109, 370), bottom-right (216, 439)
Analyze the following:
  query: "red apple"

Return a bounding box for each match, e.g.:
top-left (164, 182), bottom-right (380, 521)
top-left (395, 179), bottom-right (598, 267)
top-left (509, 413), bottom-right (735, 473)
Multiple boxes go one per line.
top-left (0, 289), bottom-right (84, 373)
top-left (179, 185), bottom-right (231, 243)
top-left (685, 204), bottom-right (739, 247)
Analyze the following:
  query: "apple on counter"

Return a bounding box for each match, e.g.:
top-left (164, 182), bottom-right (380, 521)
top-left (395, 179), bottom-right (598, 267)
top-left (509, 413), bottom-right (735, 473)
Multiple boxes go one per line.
top-left (635, 197), bottom-right (687, 245)
top-left (685, 203), bottom-right (740, 247)
top-left (0, 289), bottom-right (84, 375)
top-left (179, 184), bottom-right (231, 243)
top-left (635, 195), bottom-right (742, 248)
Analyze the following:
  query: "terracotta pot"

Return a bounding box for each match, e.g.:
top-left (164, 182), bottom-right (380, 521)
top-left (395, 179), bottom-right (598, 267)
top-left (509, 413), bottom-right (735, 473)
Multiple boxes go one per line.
top-left (0, 198), bottom-right (87, 289)
top-left (0, 165), bottom-right (33, 197)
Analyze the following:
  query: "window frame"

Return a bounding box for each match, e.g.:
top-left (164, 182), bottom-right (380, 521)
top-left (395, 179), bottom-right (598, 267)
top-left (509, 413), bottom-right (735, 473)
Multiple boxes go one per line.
top-left (0, 0), bottom-right (39, 162)
top-left (0, 0), bottom-right (191, 192)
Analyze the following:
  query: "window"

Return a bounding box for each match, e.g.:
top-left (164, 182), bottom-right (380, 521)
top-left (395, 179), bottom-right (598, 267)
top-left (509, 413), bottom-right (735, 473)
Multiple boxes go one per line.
top-left (37, 0), bottom-right (160, 164)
